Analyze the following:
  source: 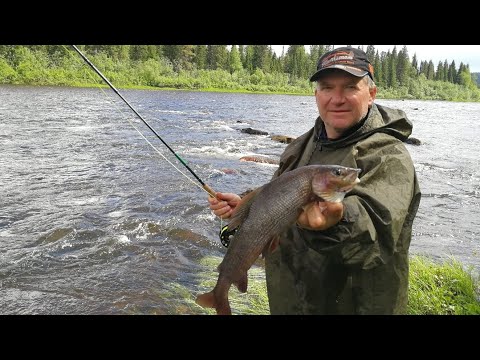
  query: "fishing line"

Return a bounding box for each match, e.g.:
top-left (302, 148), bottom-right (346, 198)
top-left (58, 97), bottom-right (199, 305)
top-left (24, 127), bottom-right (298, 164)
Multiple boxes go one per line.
top-left (63, 45), bottom-right (217, 198)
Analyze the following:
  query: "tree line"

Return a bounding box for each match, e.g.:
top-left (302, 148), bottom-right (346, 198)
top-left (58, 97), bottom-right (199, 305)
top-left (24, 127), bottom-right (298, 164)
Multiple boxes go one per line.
top-left (0, 45), bottom-right (479, 101)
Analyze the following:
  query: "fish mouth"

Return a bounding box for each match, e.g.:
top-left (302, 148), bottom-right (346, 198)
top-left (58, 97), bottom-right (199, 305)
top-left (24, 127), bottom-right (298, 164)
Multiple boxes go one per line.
top-left (345, 169), bottom-right (362, 180)
top-left (344, 169), bottom-right (361, 185)
top-left (342, 177), bottom-right (360, 190)
top-left (338, 170), bottom-right (360, 192)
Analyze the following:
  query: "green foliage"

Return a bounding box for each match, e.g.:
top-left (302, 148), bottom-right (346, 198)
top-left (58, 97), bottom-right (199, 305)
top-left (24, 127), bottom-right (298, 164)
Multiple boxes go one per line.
top-left (195, 255), bottom-right (480, 315)
top-left (1, 45), bottom-right (479, 101)
top-left (472, 72), bottom-right (480, 87)
top-left (206, 45), bottom-right (228, 71)
top-left (378, 74), bottom-right (480, 102)
top-left (194, 45), bottom-right (207, 70)
top-left (0, 58), bottom-right (16, 83)
top-left (408, 256), bottom-right (480, 315)
top-left (193, 254), bottom-right (480, 315)
top-left (135, 58), bottom-right (176, 87)
top-left (285, 45), bottom-right (309, 80)
top-left (228, 45), bottom-right (243, 74)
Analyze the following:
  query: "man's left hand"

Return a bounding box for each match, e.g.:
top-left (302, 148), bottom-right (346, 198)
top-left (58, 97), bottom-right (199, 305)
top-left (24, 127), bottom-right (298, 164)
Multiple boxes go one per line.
top-left (296, 201), bottom-right (344, 231)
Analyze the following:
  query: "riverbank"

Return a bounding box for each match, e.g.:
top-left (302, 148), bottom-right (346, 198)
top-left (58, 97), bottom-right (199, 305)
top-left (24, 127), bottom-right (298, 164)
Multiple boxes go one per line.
top-left (197, 255), bottom-right (480, 315)
top-left (3, 80), bottom-right (480, 102)
top-left (2, 45), bottom-right (480, 102)
top-left (0, 82), bottom-right (313, 96)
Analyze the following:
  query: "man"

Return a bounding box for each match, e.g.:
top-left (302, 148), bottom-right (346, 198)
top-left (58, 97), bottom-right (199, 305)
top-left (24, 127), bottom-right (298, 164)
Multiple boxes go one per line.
top-left (209, 47), bottom-right (421, 314)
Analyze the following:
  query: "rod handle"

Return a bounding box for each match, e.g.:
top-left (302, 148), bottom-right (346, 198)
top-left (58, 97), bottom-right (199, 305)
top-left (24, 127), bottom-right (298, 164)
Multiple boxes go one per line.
top-left (203, 184), bottom-right (217, 198)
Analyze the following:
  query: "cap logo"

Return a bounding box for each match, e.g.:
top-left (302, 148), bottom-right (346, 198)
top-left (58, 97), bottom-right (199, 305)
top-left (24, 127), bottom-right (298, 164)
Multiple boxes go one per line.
top-left (321, 51), bottom-right (355, 68)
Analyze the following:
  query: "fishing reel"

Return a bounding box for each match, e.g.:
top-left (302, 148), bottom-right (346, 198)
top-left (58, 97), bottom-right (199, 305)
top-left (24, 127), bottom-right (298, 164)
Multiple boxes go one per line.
top-left (219, 224), bottom-right (238, 248)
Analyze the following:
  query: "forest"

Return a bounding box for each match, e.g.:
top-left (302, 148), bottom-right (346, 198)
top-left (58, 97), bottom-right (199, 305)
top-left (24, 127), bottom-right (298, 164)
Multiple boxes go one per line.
top-left (1, 45), bottom-right (479, 101)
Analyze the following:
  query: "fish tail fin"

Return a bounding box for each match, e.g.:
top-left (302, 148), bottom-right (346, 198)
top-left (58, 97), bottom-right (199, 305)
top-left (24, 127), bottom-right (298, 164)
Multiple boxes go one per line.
top-left (196, 288), bottom-right (232, 315)
top-left (234, 272), bottom-right (248, 293)
top-left (216, 299), bottom-right (232, 315)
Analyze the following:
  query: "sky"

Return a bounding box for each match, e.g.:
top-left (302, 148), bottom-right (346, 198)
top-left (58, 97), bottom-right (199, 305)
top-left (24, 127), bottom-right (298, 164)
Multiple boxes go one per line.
top-left (271, 45), bottom-right (480, 73)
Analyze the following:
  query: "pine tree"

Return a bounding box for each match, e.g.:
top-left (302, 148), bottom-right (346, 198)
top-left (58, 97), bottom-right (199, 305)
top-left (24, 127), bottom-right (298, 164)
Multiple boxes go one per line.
top-left (435, 61), bottom-right (444, 81)
top-left (419, 60), bottom-right (428, 77)
top-left (162, 46), bottom-right (182, 65)
top-left (366, 45), bottom-right (375, 64)
top-left (411, 53), bottom-right (419, 77)
top-left (448, 60), bottom-right (456, 83)
top-left (270, 52), bottom-right (282, 73)
top-left (244, 45), bottom-right (254, 73)
top-left (426, 60), bottom-right (435, 80)
top-left (238, 45), bottom-right (245, 66)
top-left (388, 47), bottom-right (397, 88)
top-left (179, 45), bottom-right (195, 71)
top-left (396, 46), bottom-right (409, 86)
top-left (206, 45), bottom-right (228, 70)
top-left (309, 45), bottom-right (320, 77)
top-left (381, 51), bottom-right (390, 87)
top-left (194, 45), bottom-right (207, 70)
top-left (251, 45), bottom-right (270, 72)
top-left (456, 62), bottom-right (466, 85)
top-left (285, 45), bottom-right (308, 79)
top-left (443, 60), bottom-right (449, 82)
top-left (373, 51), bottom-right (382, 86)
top-left (228, 45), bottom-right (243, 73)
top-left (130, 45), bottom-right (158, 62)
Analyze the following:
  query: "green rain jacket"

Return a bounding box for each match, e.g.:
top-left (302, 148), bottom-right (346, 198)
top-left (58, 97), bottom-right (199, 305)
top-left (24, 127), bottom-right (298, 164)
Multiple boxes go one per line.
top-left (264, 103), bottom-right (421, 315)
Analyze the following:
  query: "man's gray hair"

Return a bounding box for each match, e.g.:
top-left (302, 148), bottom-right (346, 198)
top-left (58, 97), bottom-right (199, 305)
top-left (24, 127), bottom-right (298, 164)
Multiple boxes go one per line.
top-left (365, 75), bottom-right (376, 89)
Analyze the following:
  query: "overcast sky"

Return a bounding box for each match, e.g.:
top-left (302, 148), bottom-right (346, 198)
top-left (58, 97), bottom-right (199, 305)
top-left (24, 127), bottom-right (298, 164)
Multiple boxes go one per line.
top-left (271, 45), bottom-right (480, 73)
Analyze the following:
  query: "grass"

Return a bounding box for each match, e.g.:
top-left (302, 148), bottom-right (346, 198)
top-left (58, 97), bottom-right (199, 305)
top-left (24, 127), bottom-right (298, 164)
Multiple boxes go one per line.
top-left (195, 254), bottom-right (480, 315)
top-left (196, 256), bottom-right (269, 315)
top-left (407, 255), bottom-right (480, 315)
top-left (10, 82), bottom-right (313, 96)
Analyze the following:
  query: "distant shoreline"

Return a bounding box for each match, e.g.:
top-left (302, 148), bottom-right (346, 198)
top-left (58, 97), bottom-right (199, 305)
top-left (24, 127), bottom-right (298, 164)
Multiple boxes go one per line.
top-left (0, 83), bottom-right (469, 102)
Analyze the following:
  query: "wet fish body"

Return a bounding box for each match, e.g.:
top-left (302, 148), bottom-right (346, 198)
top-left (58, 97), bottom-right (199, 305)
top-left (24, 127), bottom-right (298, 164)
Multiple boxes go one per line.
top-left (196, 164), bottom-right (361, 315)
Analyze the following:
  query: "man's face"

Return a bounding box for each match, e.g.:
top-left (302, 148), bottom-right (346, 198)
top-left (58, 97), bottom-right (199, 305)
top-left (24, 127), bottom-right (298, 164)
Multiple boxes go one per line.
top-left (315, 70), bottom-right (376, 139)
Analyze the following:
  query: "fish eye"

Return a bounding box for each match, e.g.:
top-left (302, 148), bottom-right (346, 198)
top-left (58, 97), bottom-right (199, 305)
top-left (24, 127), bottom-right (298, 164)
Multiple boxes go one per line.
top-left (332, 168), bottom-right (342, 176)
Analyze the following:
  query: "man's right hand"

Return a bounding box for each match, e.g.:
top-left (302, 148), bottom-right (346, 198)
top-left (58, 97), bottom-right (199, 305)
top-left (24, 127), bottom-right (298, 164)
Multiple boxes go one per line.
top-left (208, 192), bottom-right (241, 219)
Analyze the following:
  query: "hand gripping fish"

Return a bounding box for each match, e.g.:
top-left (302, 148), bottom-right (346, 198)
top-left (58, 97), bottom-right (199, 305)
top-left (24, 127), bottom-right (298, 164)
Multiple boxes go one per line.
top-left (196, 164), bottom-right (361, 315)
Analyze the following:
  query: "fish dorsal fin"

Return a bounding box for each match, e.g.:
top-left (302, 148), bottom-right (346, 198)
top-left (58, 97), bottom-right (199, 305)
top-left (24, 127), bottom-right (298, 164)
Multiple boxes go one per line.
top-left (227, 186), bottom-right (263, 230)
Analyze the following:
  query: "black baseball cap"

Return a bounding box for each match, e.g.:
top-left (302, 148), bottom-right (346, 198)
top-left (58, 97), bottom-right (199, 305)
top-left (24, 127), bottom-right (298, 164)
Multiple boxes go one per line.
top-left (310, 47), bottom-right (374, 82)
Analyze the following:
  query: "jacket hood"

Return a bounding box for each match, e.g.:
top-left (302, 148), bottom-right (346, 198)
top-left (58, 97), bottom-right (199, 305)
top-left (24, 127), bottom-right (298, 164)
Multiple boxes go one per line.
top-left (273, 103), bottom-right (415, 178)
top-left (315, 103), bottom-right (413, 148)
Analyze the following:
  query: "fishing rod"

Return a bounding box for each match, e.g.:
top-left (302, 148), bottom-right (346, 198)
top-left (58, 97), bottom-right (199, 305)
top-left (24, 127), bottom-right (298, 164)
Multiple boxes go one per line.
top-left (70, 45), bottom-right (216, 198)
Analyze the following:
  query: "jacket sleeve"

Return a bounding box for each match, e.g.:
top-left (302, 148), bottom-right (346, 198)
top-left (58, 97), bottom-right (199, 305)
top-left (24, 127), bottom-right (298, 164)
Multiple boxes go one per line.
top-left (299, 135), bottom-right (418, 270)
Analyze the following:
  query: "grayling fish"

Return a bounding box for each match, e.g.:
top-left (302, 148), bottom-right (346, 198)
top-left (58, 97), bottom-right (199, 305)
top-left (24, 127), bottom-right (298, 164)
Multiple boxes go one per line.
top-left (196, 164), bottom-right (361, 315)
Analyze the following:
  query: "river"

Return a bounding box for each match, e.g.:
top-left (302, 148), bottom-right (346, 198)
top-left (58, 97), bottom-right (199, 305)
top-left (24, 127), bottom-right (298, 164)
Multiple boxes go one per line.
top-left (1, 85), bottom-right (479, 314)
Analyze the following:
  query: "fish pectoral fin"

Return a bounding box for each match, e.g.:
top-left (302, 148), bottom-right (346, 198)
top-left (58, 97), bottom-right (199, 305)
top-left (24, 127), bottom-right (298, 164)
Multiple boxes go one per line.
top-left (234, 272), bottom-right (248, 293)
top-left (261, 236), bottom-right (280, 258)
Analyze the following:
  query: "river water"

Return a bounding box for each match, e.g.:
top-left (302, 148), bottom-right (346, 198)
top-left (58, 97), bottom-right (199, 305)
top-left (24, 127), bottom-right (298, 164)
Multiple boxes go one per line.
top-left (1, 85), bottom-right (479, 314)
